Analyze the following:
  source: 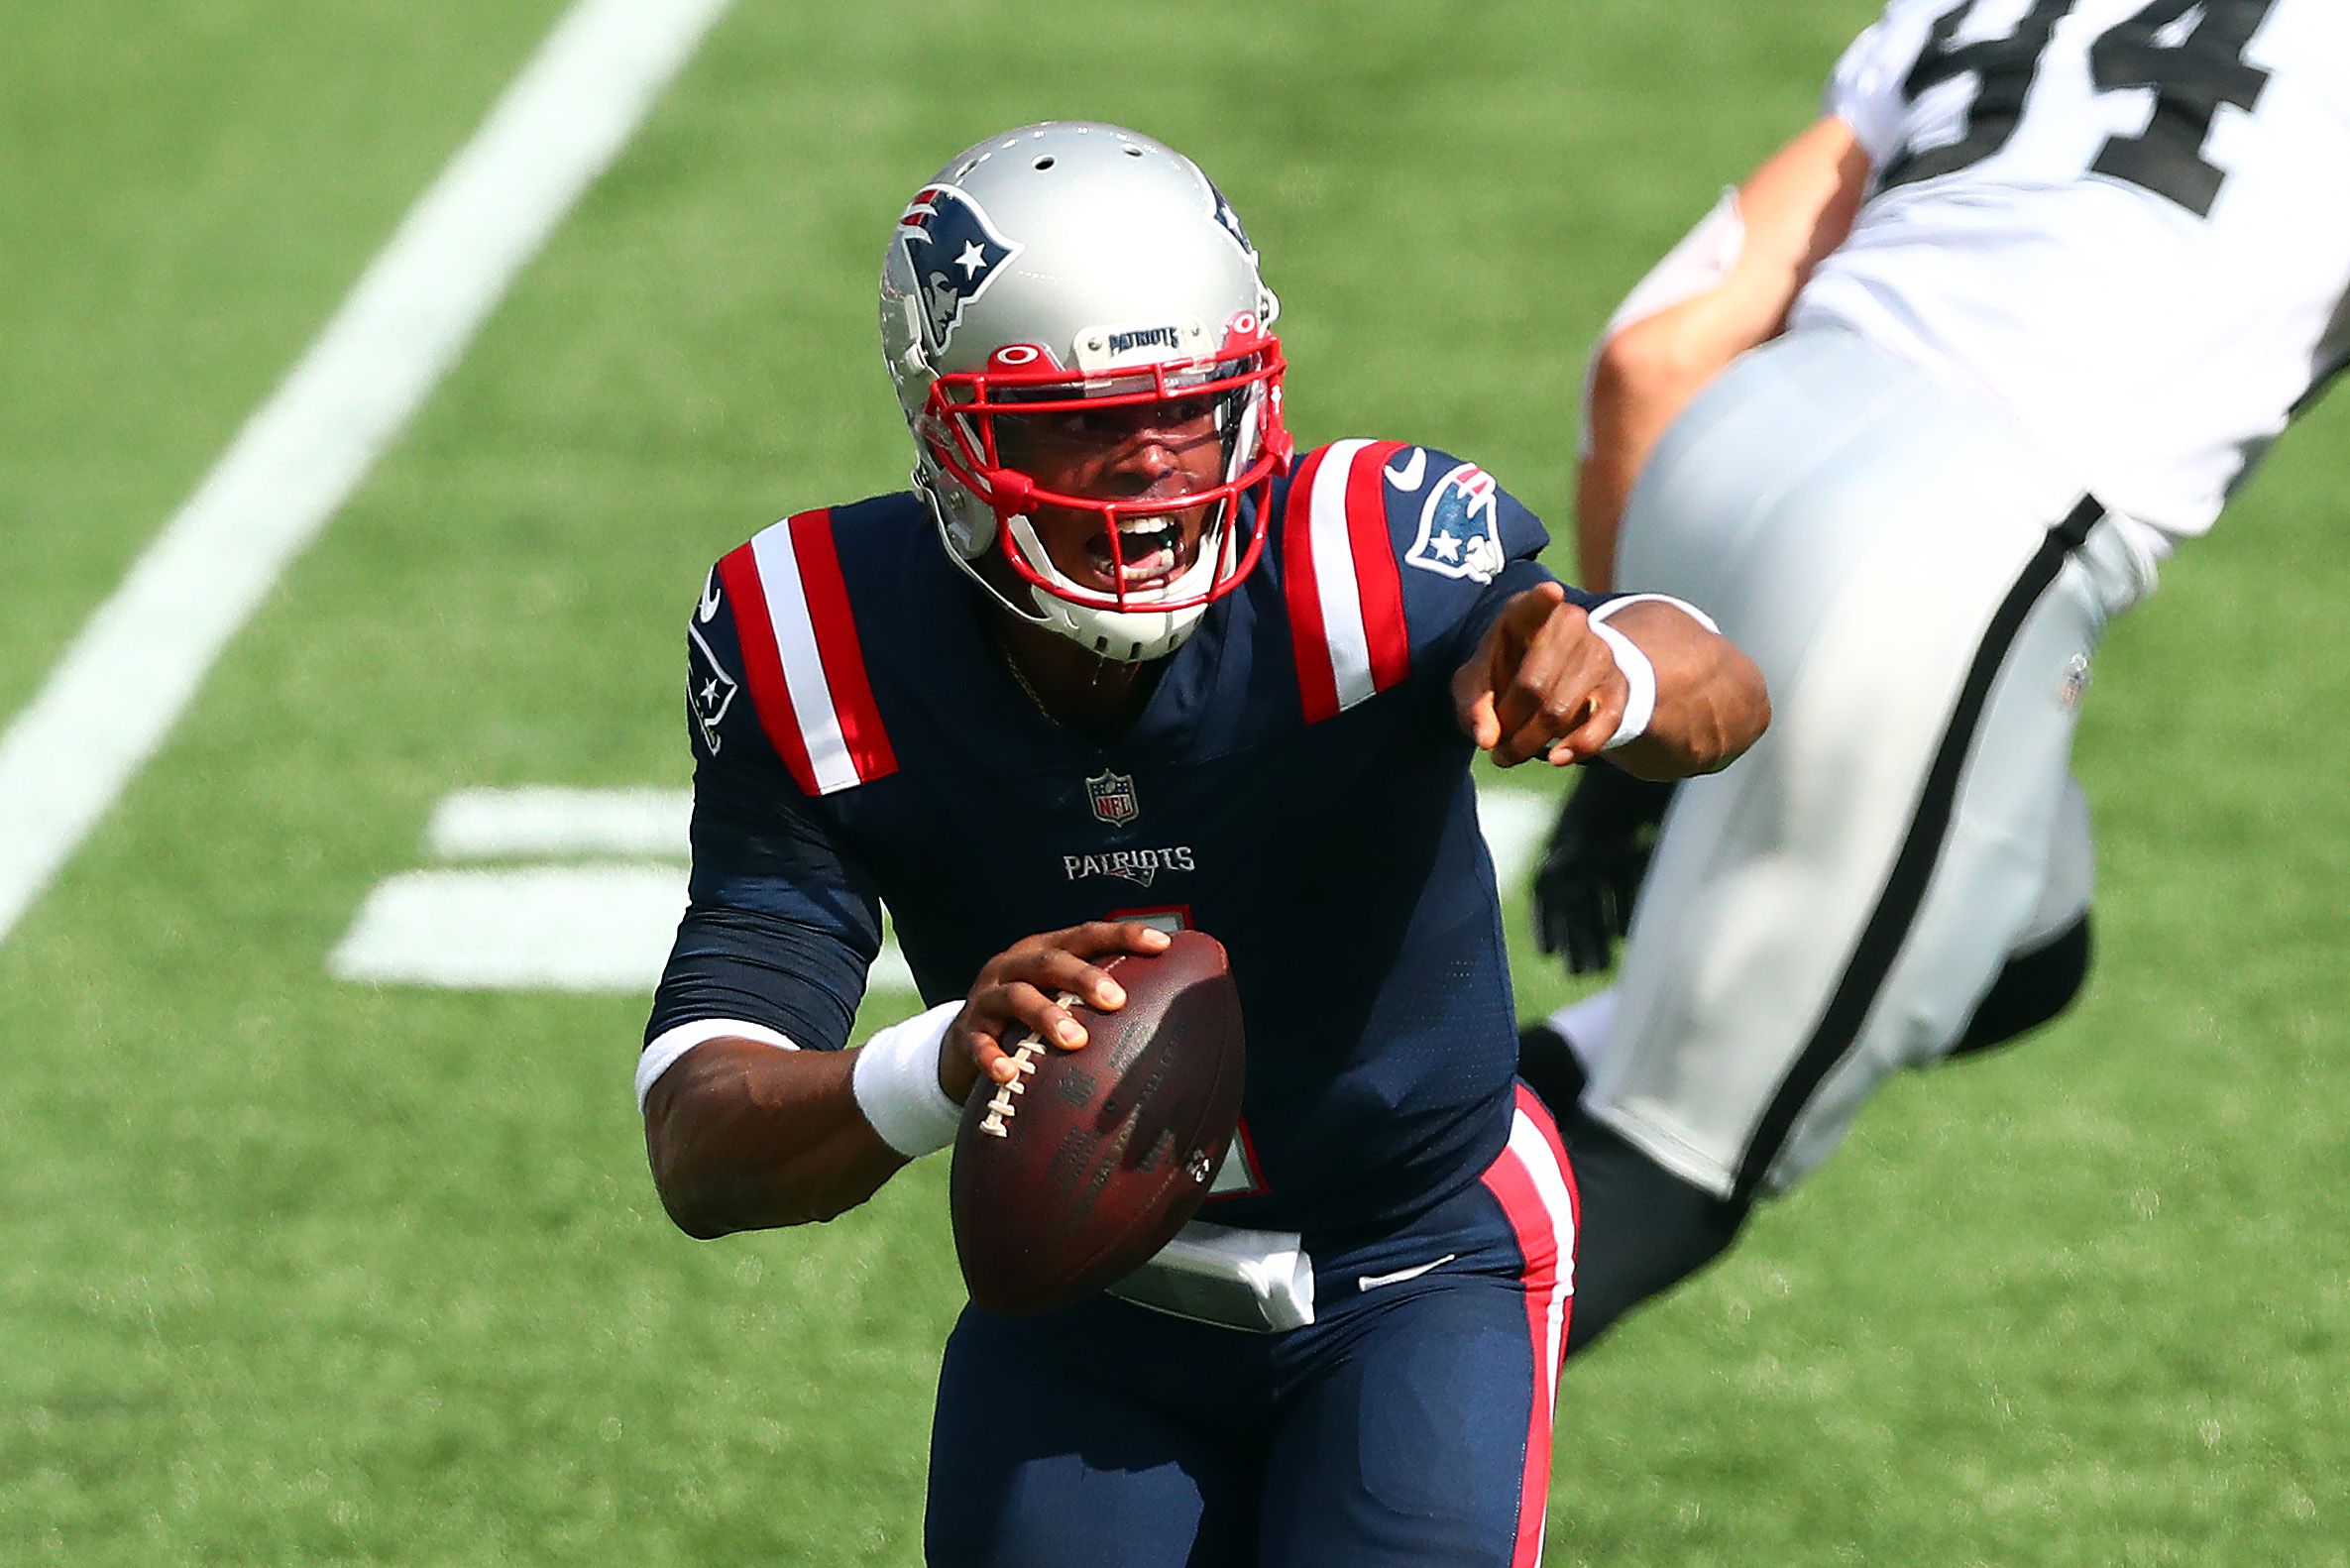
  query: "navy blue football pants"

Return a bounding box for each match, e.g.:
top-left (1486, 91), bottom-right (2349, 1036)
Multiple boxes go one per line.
top-left (925, 1085), bottom-right (1578, 1568)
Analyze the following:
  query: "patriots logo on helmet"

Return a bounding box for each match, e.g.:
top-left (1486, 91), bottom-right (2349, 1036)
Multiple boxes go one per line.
top-left (1205, 178), bottom-right (1253, 258)
top-left (897, 183), bottom-right (1025, 355)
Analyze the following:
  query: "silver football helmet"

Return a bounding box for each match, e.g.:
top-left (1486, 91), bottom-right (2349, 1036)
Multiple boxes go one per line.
top-left (879, 122), bottom-right (1289, 662)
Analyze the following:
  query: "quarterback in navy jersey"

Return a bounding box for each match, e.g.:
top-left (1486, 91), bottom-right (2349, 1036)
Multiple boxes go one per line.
top-left (638, 122), bottom-right (1766, 1568)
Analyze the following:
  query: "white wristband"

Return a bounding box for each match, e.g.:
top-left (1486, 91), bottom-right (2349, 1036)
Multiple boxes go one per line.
top-left (1589, 592), bottom-right (1719, 634)
top-left (1589, 621), bottom-right (1657, 751)
top-left (1584, 593), bottom-right (1717, 752)
top-left (851, 1000), bottom-right (966, 1159)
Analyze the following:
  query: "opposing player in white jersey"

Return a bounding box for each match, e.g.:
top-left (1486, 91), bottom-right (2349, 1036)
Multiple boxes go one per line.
top-left (1519, 0), bottom-right (2350, 1351)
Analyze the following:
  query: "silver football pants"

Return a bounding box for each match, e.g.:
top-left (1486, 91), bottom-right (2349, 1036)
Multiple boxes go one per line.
top-left (1577, 326), bottom-right (2150, 1201)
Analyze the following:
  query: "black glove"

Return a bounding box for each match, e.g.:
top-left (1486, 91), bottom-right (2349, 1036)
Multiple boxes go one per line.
top-left (1532, 767), bottom-right (1678, 973)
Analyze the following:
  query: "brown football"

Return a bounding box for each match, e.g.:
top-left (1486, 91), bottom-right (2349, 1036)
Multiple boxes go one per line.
top-left (949, 929), bottom-right (1246, 1315)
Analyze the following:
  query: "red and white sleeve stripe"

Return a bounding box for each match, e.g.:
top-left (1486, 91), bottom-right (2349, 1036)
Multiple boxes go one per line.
top-left (717, 508), bottom-right (898, 796)
top-left (1283, 438), bottom-right (1412, 724)
top-left (1480, 1082), bottom-right (1580, 1567)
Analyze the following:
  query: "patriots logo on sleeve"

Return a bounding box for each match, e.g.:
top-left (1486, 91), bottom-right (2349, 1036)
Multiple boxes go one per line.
top-left (1404, 462), bottom-right (1507, 585)
top-left (687, 619), bottom-right (739, 756)
top-left (896, 184), bottom-right (1025, 355)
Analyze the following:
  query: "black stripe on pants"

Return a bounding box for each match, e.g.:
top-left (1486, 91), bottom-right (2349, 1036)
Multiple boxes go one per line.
top-left (1730, 496), bottom-right (2104, 1206)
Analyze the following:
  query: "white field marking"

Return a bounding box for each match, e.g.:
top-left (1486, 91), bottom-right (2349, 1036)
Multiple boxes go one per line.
top-left (0, 0), bottom-right (735, 948)
top-left (329, 864), bottom-right (921, 995)
top-left (1473, 785), bottom-right (1551, 890)
top-left (427, 785), bottom-right (693, 859)
top-left (409, 782), bottom-right (1558, 874)
top-left (327, 781), bottom-right (1559, 996)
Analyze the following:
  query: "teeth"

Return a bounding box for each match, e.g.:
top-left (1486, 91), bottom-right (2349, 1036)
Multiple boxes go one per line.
top-left (1091, 518), bottom-right (1183, 587)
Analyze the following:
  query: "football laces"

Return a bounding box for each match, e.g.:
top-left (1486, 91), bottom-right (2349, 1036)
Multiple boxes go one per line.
top-left (975, 1044), bottom-right (1041, 1137)
top-left (976, 991), bottom-right (1074, 1137)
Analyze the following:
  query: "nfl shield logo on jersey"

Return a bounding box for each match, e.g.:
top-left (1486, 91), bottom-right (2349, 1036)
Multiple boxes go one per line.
top-left (896, 184), bottom-right (1025, 355)
top-left (1404, 462), bottom-right (1506, 585)
top-left (1086, 770), bottom-right (1140, 828)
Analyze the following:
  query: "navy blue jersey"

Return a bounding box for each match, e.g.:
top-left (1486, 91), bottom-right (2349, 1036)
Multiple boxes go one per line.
top-left (649, 439), bottom-right (1604, 1242)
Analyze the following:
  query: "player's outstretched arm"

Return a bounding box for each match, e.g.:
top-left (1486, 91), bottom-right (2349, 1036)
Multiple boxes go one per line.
top-left (1453, 584), bottom-right (1766, 778)
top-left (643, 921), bottom-right (1172, 1239)
top-left (1577, 117), bottom-right (1869, 590)
top-left (1596, 598), bottom-right (1768, 779)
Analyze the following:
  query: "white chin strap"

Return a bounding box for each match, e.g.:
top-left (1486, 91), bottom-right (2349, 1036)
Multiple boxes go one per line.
top-left (1007, 514), bottom-right (1222, 663)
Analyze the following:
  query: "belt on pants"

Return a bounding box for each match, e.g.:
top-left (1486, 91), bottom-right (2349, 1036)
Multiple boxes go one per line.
top-left (1104, 1219), bottom-right (1317, 1332)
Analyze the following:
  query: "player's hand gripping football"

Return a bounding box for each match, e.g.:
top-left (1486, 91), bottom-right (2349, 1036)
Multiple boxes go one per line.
top-left (1533, 766), bottom-right (1677, 972)
top-left (940, 921), bottom-right (1175, 1103)
top-left (1453, 583), bottom-right (1628, 766)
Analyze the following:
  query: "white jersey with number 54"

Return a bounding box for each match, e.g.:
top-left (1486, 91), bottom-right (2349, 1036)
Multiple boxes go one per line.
top-left (1792, 0), bottom-right (2350, 563)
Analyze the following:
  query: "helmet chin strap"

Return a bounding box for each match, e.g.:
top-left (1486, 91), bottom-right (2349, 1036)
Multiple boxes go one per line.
top-left (920, 481), bottom-right (1058, 626)
top-left (919, 480), bottom-right (1211, 664)
top-left (1005, 514), bottom-right (1218, 663)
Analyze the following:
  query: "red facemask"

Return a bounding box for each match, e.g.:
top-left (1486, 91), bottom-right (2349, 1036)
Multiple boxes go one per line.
top-left (919, 320), bottom-right (1290, 616)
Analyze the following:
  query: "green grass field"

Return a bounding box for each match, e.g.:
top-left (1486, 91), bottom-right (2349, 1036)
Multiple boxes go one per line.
top-left (4, 1), bottom-right (2346, 1562)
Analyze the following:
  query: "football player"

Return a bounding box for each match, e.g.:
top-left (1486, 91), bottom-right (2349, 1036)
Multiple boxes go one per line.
top-left (635, 123), bottom-right (1767, 1566)
top-left (1522, 0), bottom-right (2350, 1353)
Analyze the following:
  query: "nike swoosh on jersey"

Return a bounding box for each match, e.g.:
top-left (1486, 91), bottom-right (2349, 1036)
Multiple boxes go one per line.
top-left (1383, 447), bottom-right (1426, 492)
top-left (1355, 1252), bottom-right (1457, 1291)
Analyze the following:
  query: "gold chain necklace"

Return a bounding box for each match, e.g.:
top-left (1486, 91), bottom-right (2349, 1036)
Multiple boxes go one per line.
top-left (995, 631), bottom-right (1151, 733)
top-left (999, 640), bottom-right (1059, 723)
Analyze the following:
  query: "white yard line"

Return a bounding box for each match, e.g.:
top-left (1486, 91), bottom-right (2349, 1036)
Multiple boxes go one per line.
top-left (326, 783), bottom-right (1560, 998)
top-left (328, 864), bottom-right (925, 997)
top-left (0, 0), bottom-right (734, 947)
top-left (426, 785), bottom-right (694, 860)
top-left (414, 786), bottom-right (1556, 868)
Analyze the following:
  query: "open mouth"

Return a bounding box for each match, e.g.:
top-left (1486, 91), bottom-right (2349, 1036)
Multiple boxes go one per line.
top-left (1084, 515), bottom-right (1186, 592)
